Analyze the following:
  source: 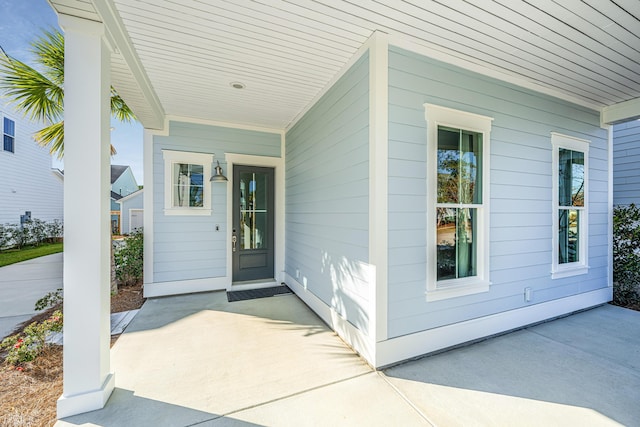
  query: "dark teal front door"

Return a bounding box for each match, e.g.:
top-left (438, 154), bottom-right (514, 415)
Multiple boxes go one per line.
top-left (232, 165), bottom-right (275, 282)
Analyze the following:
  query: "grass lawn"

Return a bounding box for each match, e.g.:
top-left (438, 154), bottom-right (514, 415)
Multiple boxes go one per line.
top-left (0, 243), bottom-right (63, 268)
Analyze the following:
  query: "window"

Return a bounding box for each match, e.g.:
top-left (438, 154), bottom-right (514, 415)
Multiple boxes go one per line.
top-left (425, 104), bottom-right (493, 301)
top-left (3, 117), bottom-right (15, 153)
top-left (552, 133), bottom-right (589, 278)
top-left (163, 150), bottom-right (214, 216)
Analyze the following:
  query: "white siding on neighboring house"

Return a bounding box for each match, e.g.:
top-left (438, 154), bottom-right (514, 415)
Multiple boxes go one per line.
top-left (613, 120), bottom-right (640, 206)
top-left (285, 53), bottom-right (371, 335)
top-left (0, 100), bottom-right (63, 224)
top-left (152, 121), bottom-right (281, 284)
top-left (386, 46), bottom-right (609, 339)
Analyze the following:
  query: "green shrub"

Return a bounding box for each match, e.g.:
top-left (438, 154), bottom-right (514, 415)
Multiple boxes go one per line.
top-left (613, 204), bottom-right (640, 306)
top-left (114, 228), bottom-right (143, 286)
top-left (0, 311), bottom-right (63, 367)
top-left (35, 289), bottom-right (63, 311)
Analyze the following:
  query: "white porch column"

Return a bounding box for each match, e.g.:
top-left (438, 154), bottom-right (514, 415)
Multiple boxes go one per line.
top-left (57, 15), bottom-right (114, 419)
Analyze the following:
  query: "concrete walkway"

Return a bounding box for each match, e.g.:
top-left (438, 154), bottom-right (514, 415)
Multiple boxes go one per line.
top-left (56, 292), bottom-right (640, 426)
top-left (0, 252), bottom-right (63, 339)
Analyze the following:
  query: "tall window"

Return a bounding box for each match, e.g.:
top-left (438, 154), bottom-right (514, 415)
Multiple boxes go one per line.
top-left (163, 150), bottom-right (213, 216)
top-left (3, 117), bottom-right (15, 153)
top-left (552, 133), bottom-right (589, 278)
top-left (425, 104), bottom-right (492, 301)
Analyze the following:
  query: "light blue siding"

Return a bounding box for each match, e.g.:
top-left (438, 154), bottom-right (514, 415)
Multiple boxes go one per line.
top-left (153, 121), bottom-right (281, 283)
top-left (387, 46), bottom-right (609, 338)
top-left (613, 120), bottom-right (640, 206)
top-left (285, 53), bottom-right (370, 333)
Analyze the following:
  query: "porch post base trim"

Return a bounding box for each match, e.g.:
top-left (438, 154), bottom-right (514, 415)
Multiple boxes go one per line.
top-left (57, 372), bottom-right (115, 419)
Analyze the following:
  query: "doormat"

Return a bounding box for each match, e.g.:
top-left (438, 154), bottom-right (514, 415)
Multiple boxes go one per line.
top-left (227, 285), bottom-right (293, 302)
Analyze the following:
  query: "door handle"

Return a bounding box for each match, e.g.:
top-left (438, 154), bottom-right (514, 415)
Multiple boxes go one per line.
top-left (232, 234), bottom-right (237, 252)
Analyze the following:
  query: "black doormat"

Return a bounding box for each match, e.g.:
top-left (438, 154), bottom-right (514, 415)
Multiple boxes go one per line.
top-left (227, 285), bottom-right (292, 302)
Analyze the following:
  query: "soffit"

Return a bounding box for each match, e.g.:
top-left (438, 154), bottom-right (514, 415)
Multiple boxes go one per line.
top-left (54, 0), bottom-right (640, 130)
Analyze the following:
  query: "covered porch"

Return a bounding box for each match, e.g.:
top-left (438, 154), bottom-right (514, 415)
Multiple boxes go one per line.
top-left (55, 292), bottom-right (640, 426)
top-left (50, 0), bottom-right (640, 418)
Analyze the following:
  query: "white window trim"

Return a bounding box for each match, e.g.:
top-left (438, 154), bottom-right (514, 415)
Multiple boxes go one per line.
top-left (3, 117), bottom-right (15, 153)
top-left (551, 133), bottom-right (589, 279)
top-left (424, 104), bottom-right (493, 301)
top-left (162, 149), bottom-right (214, 216)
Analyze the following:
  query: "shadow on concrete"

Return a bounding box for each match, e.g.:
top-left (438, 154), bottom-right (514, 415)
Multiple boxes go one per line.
top-left (58, 388), bottom-right (264, 427)
top-left (382, 304), bottom-right (640, 426)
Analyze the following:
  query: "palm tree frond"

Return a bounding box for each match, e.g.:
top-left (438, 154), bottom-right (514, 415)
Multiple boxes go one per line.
top-left (110, 88), bottom-right (136, 122)
top-left (31, 29), bottom-right (65, 86)
top-left (0, 54), bottom-right (64, 123)
top-left (34, 121), bottom-right (65, 158)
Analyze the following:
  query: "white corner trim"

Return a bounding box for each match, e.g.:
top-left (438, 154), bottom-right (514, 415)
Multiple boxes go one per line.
top-left (224, 153), bottom-right (285, 287)
top-left (57, 372), bottom-right (114, 419)
top-left (368, 31), bottom-right (389, 343)
top-left (142, 129), bottom-right (154, 287)
top-left (376, 287), bottom-right (612, 368)
top-left (607, 125), bottom-right (614, 288)
top-left (391, 35), bottom-right (602, 112)
top-left (144, 277), bottom-right (229, 298)
top-left (284, 272), bottom-right (375, 366)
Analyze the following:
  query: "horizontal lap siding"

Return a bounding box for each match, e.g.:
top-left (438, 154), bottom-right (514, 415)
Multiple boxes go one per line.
top-left (285, 53), bottom-right (370, 333)
top-left (0, 107), bottom-right (63, 224)
top-left (153, 122), bottom-right (280, 283)
top-left (613, 120), bottom-right (640, 206)
top-left (387, 47), bottom-right (608, 338)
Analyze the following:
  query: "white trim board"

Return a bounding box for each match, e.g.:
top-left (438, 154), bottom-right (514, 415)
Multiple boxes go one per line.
top-left (144, 277), bottom-right (228, 298)
top-left (375, 287), bottom-right (612, 368)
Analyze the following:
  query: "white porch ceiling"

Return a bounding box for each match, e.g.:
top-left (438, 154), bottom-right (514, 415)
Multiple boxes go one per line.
top-left (51, 0), bottom-right (640, 130)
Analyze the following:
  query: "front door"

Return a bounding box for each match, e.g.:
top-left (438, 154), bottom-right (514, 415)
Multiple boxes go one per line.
top-left (232, 165), bottom-right (275, 282)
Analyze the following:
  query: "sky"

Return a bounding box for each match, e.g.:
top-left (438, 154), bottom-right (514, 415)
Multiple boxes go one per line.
top-left (0, 0), bottom-right (145, 184)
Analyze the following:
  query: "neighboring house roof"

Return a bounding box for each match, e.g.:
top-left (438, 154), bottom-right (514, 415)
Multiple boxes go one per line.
top-left (110, 191), bottom-right (123, 201)
top-left (111, 165), bottom-right (129, 184)
top-left (116, 188), bottom-right (143, 204)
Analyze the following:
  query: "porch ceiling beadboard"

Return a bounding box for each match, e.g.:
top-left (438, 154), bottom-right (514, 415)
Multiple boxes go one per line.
top-left (51, 0), bottom-right (640, 130)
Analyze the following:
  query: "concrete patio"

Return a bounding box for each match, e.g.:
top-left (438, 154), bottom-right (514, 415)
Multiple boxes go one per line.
top-left (56, 291), bottom-right (640, 426)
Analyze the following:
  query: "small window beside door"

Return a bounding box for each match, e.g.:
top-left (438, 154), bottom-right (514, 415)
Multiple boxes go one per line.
top-left (162, 150), bottom-right (213, 216)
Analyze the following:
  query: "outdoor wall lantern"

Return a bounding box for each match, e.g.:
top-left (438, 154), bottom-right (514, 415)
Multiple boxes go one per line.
top-left (210, 160), bottom-right (228, 182)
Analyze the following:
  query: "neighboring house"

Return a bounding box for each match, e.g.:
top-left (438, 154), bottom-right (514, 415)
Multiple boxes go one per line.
top-left (51, 2), bottom-right (640, 418)
top-left (110, 165), bottom-right (138, 233)
top-left (0, 97), bottom-right (63, 225)
top-left (117, 189), bottom-right (143, 234)
top-left (613, 120), bottom-right (640, 206)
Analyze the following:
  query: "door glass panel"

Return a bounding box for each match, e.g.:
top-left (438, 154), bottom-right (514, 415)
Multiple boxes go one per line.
top-left (239, 171), bottom-right (268, 250)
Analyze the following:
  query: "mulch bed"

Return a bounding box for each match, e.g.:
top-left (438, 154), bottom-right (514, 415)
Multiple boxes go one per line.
top-left (0, 282), bottom-right (145, 427)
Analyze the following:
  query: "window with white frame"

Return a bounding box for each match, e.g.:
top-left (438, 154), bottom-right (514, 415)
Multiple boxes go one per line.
top-left (551, 133), bottom-right (589, 279)
top-left (424, 104), bottom-right (493, 301)
top-left (162, 150), bottom-right (214, 216)
top-left (3, 117), bottom-right (15, 153)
